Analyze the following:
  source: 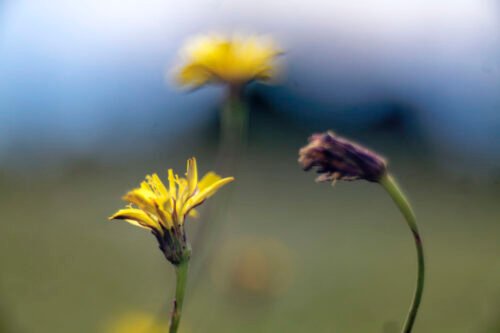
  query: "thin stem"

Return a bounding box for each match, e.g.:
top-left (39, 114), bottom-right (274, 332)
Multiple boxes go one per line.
top-left (190, 84), bottom-right (248, 285)
top-left (220, 84), bottom-right (248, 152)
top-left (169, 261), bottom-right (189, 333)
top-left (380, 173), bottom-right (425, 333)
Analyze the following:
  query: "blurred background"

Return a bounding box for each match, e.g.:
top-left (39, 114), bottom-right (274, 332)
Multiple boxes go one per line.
top-left (0, 0), bottom-right (499, 332)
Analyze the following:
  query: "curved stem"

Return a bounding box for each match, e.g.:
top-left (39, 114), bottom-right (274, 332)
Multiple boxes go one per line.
top-left (169, 261), bottom-right (189, 333)
top-left (380, 174), bottom-right (425, 333)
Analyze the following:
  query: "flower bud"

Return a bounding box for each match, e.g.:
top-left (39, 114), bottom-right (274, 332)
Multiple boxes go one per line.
top-left (298, 131), bottom-right (387, 183)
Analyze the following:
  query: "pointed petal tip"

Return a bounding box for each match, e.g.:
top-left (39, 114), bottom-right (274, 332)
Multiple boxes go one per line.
top-left (108, 212), bottom-right (121, 221)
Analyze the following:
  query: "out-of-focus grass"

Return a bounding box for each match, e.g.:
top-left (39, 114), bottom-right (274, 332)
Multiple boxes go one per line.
top-left (0, 131), bottom-right (499, 333)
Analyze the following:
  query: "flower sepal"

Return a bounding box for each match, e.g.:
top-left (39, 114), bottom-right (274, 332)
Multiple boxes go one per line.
top-left (154, 227), bottom-right (192, 266)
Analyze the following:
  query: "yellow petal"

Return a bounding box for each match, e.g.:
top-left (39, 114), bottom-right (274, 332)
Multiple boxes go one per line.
top-left (153, 202), bottom-right (174, 229)
top-left (175, 176), bottom-right (189, 218)
top-left (187, 34), bottom-right (227, 64)
top-left (177, 64), bottom-right (212, 87)
top-left (188, 209), bottom-right (199, 218)
top-left (197, 176), bottom-right (234, 200)
top-left (109, 208), bottom-right (161, 232)
top-left (149, 173), bottom-right (169, 199)
top-left (198, 172), bottom-right (222, 191)
top-left (183, 176), bottom-right (234, 215)
top-left (186, 157), bottom-right (198, 195)
top-left (140, 180), bottom-right (153, 193)
top-left (123, 188), bottom-right (156, 214)
top-left (168, 169), bottom-right (176, 198)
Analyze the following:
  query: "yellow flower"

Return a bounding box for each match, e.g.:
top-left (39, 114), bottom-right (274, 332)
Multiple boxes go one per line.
top-left (175, 33), bottom-right (281, 88)
top-left (104, 312), bottom-right (166, 333)
top-left (104, 311), bottom-right (192, 333)
top-left (109, 157), bottom-right (234, 264)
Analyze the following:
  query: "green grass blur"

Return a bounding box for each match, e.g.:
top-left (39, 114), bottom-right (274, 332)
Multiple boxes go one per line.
top-left (0, 120), bottom-right (499, 333)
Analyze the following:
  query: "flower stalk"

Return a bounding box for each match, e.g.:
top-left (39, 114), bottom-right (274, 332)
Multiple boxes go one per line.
top-left (108, 158), bottom-right (234, 333)
top-left (298, 131), bottom-right (425, 333)
top-left (380, 174), bottom-right (425, 333)
top-left (173, 35), bottom-right (282, 264)
top-left (189, 86), bottom-right (248, 286)
top-left (169, 260), bottom-right (189, 333)
top-left (220, 85), bottom-right (248, 152)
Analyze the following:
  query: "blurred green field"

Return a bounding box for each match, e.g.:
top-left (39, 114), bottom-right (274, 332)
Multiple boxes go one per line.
top-left (0, 128), bottom-right (499, 333)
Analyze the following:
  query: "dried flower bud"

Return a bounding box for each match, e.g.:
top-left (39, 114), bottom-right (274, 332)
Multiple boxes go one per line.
top-left (298, 131), bottom-right (387, 183)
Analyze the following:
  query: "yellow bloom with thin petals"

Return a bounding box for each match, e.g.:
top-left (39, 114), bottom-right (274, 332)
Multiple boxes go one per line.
top-left (175, 34), bottom-right (281, 88)
top-left (109, 157), bottom-right (234, 264)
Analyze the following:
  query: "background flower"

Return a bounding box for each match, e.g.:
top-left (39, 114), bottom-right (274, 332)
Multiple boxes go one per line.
top-left (104, 312), bottom-right (192, 333)
top-left (175, 34), bottom-right (281, 88)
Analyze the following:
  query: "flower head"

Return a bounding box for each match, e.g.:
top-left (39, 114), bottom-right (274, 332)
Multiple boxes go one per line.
top-left (298, 131), bottom-right (387, 183)
top-left (175, 33), bottom-right (281, 88)
top-left (109, 158), bottom-right (234, 264)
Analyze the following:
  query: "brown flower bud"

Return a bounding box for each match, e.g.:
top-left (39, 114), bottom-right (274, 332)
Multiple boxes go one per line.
top-left (298, 131), bottom-right (387, 183)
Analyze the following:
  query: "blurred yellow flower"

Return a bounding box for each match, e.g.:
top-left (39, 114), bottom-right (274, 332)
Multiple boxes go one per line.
top-left (105, 312), bottom-right (166, 333)
top-left (175, 34), bottom-right (281, 88)
top-left (105, 312), bottom-right (192, 333)
top-left (109, 157), bottom-right (234, 264)
top-left (212, 237), bottom-right (294, 298)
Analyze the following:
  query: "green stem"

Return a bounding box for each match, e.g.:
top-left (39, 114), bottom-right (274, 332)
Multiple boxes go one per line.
top-left (169, 261), bottom-right (189, 333)
top-left (380, 174), bottom-right (425, 333)
top-left (220, 84), bottom-right (248, 149)
top-left (190, 84), bottom-right (248, 287)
